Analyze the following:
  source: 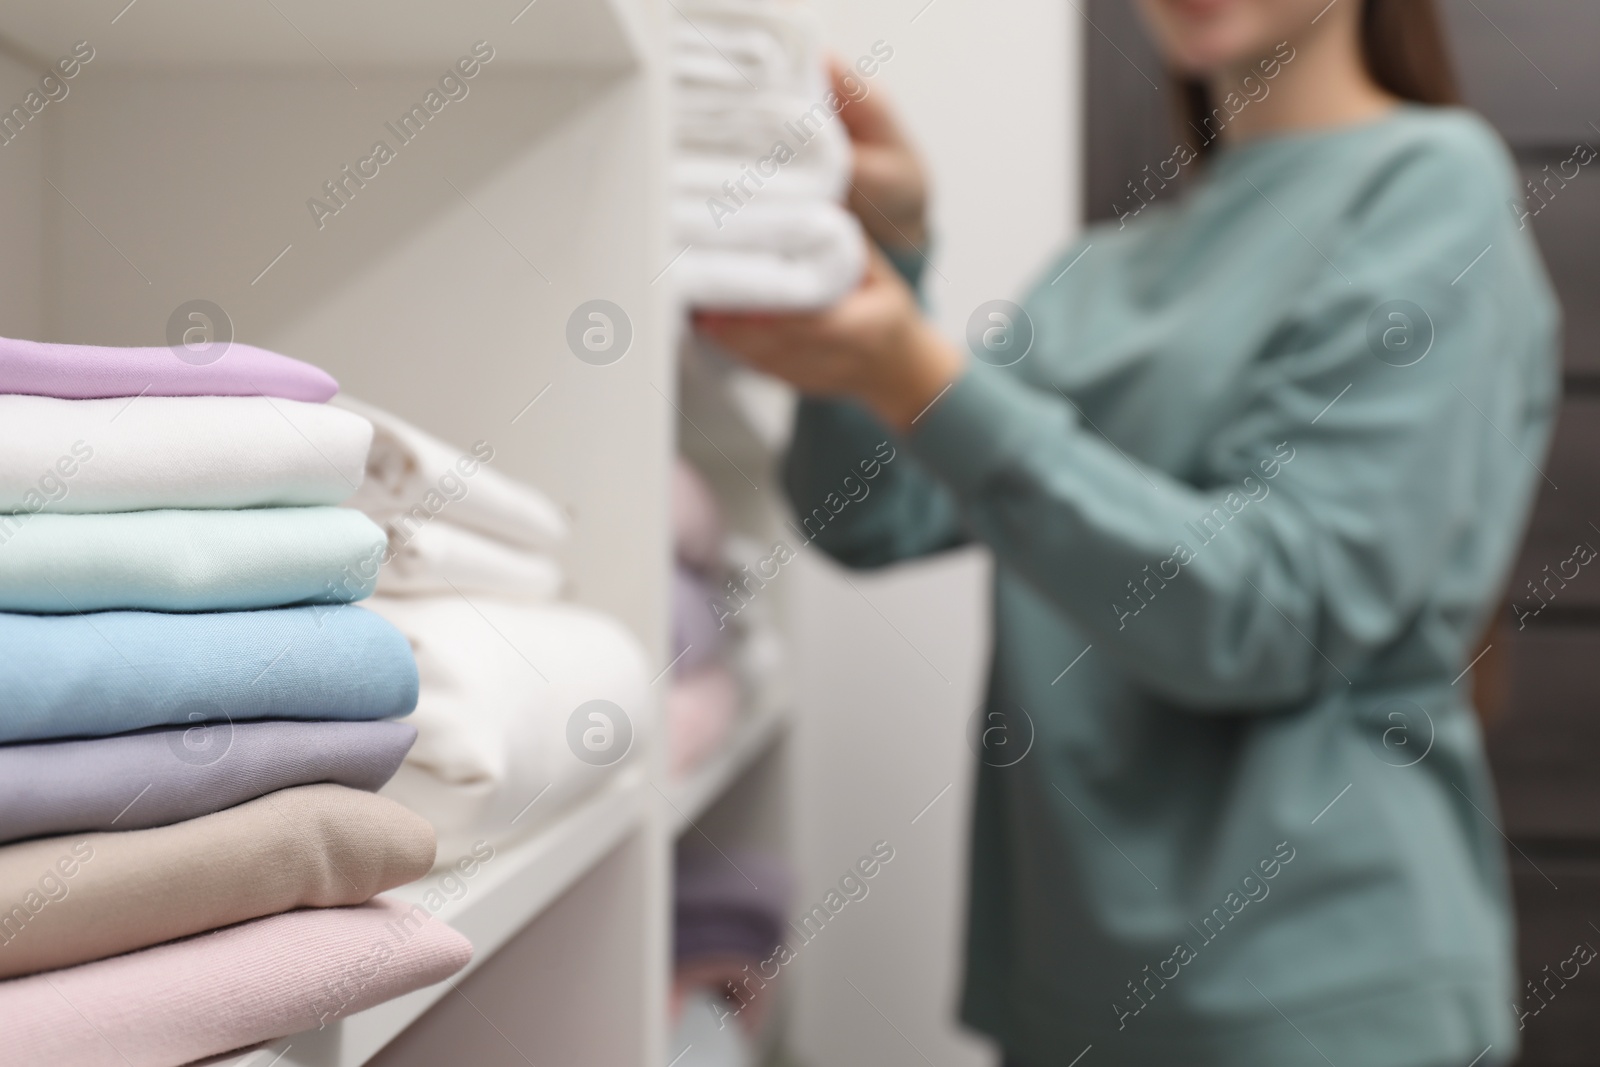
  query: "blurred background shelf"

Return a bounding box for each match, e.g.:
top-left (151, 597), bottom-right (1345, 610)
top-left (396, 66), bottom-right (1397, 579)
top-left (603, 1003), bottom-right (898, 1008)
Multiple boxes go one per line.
top-left (665, 704), bottom-right (790, 836)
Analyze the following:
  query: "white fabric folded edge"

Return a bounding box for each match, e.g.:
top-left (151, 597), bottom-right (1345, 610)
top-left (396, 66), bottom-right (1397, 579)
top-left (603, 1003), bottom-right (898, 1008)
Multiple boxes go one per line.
top-left (377, 519), bottom-right (563, 600)
top-left (335, 394), bottom-right (568, 553)
top-left (673, 154), bottom-right (848, 205)
top-left (370, 596), bottom-right (652, 863)
top-left (672, 202), bottom-right (867, 309)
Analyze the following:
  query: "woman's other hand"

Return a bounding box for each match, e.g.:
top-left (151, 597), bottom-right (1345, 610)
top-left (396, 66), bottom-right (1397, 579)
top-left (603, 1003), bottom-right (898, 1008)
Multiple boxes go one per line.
top-left (695, 247), bottom-right (964, 433)
top-left (832, 58), bottom-right (929, 252)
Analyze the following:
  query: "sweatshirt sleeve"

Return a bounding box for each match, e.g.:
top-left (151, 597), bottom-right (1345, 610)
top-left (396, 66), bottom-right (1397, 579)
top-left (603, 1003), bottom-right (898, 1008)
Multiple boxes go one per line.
top-left (780, 236), bottom-right (971, 569)
top-left (904, 139), bottom-right (1557, 710)
top-left (782, 397), bottom-right (970, 568)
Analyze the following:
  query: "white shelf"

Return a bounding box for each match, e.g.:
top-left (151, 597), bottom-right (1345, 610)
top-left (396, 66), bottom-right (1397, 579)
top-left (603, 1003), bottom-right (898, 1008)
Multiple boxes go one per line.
top-left (218, 701), bottom-right (790, 1067)
top-left (663, 705), bottom-right (790, 836)
top-left (0, 0), bottom-right (639, 71)
top-left (246, 769), bottom-right (650, 1067)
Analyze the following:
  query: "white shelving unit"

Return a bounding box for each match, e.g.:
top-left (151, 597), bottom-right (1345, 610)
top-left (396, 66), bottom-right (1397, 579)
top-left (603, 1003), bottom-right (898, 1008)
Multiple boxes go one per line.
top-left (0, 2), bottom-right (797, 1063)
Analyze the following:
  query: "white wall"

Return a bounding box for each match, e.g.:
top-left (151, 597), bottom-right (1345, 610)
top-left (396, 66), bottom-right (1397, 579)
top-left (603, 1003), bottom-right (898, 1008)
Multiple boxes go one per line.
top-left (0, 44), bottom-right (44, 340)
top-left (788, 3), bottom-right (1081, 1066)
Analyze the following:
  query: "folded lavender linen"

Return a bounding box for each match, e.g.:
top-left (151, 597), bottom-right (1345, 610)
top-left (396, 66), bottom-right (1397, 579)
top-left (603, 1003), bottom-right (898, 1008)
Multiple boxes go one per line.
top-left (672, 563), bottom-right (727, 675)
top-left (0, 897), bottom-right (472, 1067)
top-left (0, 783), bottom-right (435, 979)
top-left (0, 720), bottom-right (417, 845)
top-left (0, 334), bottom-right (340, 401)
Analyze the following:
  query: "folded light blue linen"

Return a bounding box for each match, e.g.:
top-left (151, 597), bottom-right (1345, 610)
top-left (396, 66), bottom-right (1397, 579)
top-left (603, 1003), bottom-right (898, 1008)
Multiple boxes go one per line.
top-left (0, 507), bottom-right (385, 613)
top-left (0, 719), bottom-right (418, 844)
top-left (0, 605), bottom-right (418, 744)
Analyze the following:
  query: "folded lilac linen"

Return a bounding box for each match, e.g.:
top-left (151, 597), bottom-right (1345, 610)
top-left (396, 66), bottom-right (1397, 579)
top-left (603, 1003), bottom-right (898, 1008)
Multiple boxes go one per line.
top-left (675, 850), bottom-right (793, 964)
top-left (672, 564), bottom-right (727, 675)
top-left (0, 335), bottom-right (339, 401)
top-left (0, 605), bottom-right (419, 745)
top-left (0, 897), bottom-right (472, 1066)
top-left (0, 720), bottom-right (417, 845)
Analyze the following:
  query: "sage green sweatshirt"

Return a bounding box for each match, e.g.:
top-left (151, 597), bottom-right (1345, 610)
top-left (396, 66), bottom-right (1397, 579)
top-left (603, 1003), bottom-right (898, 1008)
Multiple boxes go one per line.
top-left (783, 106), bottom-right (1559, 1066)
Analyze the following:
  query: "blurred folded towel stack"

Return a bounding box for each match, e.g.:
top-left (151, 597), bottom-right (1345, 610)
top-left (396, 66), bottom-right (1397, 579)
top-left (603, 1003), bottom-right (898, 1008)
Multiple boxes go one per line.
top-left (671, 0), bottom-right (865, 309)
top-left (669, 457), bottom-right (745, 777)
top-left (0, 336), bottom-right (470, 1066)
top-left (336, 398), bottom-right (653, 863)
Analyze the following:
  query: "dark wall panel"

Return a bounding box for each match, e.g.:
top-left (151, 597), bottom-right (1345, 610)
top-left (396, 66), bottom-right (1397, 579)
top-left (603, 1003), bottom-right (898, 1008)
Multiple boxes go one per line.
top-left (1489, 628), bottom-right (1600, 840)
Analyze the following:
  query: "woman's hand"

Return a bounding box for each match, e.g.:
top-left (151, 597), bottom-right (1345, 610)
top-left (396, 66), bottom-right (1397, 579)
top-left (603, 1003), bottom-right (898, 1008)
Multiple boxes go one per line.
top-left (695, 247), bottom-right (964, 433)
top-left (831, 59), bottom-right (929, 252)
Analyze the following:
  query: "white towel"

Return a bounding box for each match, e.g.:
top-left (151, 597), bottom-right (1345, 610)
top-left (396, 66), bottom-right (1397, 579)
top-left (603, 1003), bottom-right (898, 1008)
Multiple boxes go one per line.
top-left (370, 596), bottom-right (651, 861)
top-left (377, 520), bottom-right (563, 600)
top-left (674, 21), bottom-right (797, 90)
top-left (670, 0), bottom-right (863, 310)
top-left (673, 200), bottom-right (867, 309)
top-left (675, 154), bottom-right (846, 206)
top-left (676, 90), bottom-right (849, 171)
top-left (0, 395), bottom-right (370, 514)
top-left (335, 395), bottom-right (567, 554)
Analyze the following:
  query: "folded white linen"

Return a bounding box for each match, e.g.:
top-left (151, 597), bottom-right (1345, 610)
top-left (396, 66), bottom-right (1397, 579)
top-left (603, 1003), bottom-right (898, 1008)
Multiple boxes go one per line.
top-left (674, 21), bottom-right (796, 89)
top-left (672, 0), bottom-right (824, 60)
top-left (369, 596), bottom-right (651, 861)
top-left (673, 196), bottom-right (864, 253)
top-left (0, 395), bottom-right (370, 513)
top-left (377, 519), bottom-right (563, 600)
top-left (675, 90), bottom-right (850, 172)
top-left (674, 153), bottom-right (847, 206)
top-left (673, 200), bottom-right (867, 309)
top-left (671, 0), bottom-right (860, 310)
top-left (335, 395), bottom-right (567, 554)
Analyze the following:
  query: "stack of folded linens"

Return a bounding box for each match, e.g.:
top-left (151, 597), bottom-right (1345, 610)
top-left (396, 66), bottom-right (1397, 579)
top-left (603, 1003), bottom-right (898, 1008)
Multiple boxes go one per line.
top-left (668, 457), bottom-right (745, 777)
top-left (336, 398), bottom-right (652, 862)
top-left (671, 0), bottom-right (866, 309)
top-left (0, 336), bottom-right (471, 1065)
top-left (672, 848), bottom-right (793, 1052)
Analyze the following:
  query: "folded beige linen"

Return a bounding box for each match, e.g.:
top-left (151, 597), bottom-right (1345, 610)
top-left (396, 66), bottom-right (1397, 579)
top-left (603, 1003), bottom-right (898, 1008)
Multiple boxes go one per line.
top-left (0, 783), bottom-right (434, 980)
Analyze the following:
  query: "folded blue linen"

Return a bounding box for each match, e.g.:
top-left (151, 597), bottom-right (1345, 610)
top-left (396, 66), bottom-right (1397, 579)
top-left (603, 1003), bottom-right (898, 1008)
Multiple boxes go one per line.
top-left (0, 507), bottom-right (385, 614)
top-left (0, 719), bottom-right (417, 844)
top-left (0, 605), bottom-right (418, 744)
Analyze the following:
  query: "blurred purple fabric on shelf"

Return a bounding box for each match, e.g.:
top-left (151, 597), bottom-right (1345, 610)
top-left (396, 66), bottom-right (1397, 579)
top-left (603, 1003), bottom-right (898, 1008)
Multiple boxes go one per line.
top-left (675, 850), bottom-right (793, 963)
top-left (672, 564), bottom-right (727, 675)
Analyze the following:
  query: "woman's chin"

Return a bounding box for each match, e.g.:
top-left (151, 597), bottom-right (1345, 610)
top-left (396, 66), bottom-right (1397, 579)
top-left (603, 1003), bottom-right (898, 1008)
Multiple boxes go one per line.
top-left (1165, 36), bottom-right (1255, 78)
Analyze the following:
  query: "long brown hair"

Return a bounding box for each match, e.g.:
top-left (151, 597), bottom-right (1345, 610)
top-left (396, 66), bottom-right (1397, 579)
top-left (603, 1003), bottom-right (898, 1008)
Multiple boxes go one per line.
top-left (1179, 0), bottom-right (1461, 156)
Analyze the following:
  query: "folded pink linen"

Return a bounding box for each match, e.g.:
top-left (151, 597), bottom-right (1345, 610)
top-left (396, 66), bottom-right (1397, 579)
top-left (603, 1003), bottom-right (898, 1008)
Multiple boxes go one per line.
top-left (0, 897), bottom-right (472, 1066)
top-left (667, 664), bottom-right (741, 778)
top-left (0, 335), bottom-right (338, 401)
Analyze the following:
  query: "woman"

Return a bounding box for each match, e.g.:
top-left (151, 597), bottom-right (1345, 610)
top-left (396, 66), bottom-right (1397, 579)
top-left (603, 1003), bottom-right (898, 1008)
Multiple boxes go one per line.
top-left (698, 0), bottom-right (1559, 1064)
